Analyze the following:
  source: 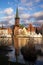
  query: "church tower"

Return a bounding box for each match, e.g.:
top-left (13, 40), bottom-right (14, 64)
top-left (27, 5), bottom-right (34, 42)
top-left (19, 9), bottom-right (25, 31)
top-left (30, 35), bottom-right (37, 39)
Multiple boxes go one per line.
top-left (15, 7), bottom-right (20, 26)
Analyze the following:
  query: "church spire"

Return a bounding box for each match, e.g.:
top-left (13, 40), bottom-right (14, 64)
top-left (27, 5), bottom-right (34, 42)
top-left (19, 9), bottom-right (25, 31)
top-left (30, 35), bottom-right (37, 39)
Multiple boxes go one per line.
top-left (15, 7), bottom-right (19, 19)
top-left (15, 7), bottom-right (20, 26)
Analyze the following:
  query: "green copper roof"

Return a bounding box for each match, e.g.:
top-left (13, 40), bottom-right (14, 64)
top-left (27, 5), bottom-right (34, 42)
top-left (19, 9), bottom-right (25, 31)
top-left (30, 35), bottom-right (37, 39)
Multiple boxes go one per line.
top-left (15, 7), bottom-right (19, 18)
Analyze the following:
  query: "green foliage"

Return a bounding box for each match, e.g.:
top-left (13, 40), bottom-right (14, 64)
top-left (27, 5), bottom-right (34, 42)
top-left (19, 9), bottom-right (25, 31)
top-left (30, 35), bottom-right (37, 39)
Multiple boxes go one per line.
top-left (19, 24), bottom-right (24, 28)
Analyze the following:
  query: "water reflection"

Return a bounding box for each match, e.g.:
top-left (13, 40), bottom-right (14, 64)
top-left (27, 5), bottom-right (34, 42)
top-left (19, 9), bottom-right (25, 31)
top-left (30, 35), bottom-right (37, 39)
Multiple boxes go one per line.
top-left (0, 38), bottom-right (12, 46)
top-left (0, 37), bottom-right (43, 65)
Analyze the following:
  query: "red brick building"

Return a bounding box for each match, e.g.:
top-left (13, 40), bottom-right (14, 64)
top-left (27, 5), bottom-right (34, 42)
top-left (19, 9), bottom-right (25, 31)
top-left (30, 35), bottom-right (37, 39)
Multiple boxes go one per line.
top-left (27, 24), bottom-right (35, 32)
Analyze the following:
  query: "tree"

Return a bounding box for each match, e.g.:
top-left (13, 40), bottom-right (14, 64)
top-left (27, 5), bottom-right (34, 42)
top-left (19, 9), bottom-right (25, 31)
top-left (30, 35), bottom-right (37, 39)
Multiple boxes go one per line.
top-left (21, 40), bottom-right (37, 65)
top-left (35, 28), bottom-right (39, 34)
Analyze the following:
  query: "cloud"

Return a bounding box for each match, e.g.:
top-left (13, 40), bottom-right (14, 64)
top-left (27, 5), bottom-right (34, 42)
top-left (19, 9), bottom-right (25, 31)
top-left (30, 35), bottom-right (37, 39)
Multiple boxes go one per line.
top-left (18, 6), bottom-right (33, 15)
top-left (0, 15), bottom-right (14, 21)
top-left (20, 1), bottom-right (33, 7)
top-left (8, 1), bottom-right (14, 6)
top-left (28, 7), bottom-right (32, 10)
top-left (30, 11), bottom-right (43, 25)
top-left (0, 14), bottom-right (14, 26)
top-left (21, 0), bottom-right (26, 3)
top-left (40, 4), bottom-right (43, 8)
top-left (4, 8), bottom-right (13, 15)
top-left (20, 13), bottom-right (30, 19)
top-left (19, 13), bottom-right (31, 25)
top-left (32, 11), bottom-right (43, 20)
top-left (0, 0), bottom-right (43, 26)
top-left (0, 7), bottom-right (14, 15)
top-left (25, 2), bottom-right (33, 7)
top-left (0, 11), bottom-right (3, 14)
top-left (35, 0), bottom-right (40, 2)
top-left (20, 11), bottom-right (43, 25)
top-left (37, 20), bottom-right (43, 23)
top-left (18, 7), bottom-right (24, 11)
top-left (18, 6), bottom-right (28, 14)
top-left (33, 20), bottom-right (43, 26)
top-left (0, 7), bottom-right (14, 26)
top-left (24, 20), bottom-right (32, 24)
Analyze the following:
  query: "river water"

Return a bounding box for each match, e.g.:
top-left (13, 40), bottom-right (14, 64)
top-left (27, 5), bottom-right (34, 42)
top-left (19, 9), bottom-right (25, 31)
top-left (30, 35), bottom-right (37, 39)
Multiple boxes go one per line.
top-left (0, 37), bottom-right (43, 65)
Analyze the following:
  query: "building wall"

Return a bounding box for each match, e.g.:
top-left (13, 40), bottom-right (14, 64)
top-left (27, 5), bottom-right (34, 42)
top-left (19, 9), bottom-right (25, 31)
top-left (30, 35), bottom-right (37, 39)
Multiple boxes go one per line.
top-left (0, 29), bottom-right (8, 35)
top-left (0, 28), bottom-right (12, 35)
top-left (27, 24), bottom-right (35, 32)
top-left (8, 28), bottom-right (12, 34)
top-left (15, 18), bottom-right (19, 26)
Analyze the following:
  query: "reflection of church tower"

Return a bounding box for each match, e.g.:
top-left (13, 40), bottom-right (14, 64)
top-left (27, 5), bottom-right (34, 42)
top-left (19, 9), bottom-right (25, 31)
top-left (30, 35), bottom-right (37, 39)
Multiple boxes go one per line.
top-left (15, 7), bottom-right (20, 26)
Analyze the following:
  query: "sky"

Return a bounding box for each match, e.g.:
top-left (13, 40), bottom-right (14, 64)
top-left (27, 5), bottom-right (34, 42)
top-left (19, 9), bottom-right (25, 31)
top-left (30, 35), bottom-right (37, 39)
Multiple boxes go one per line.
top-left (0, 0), bottom-right (43, 26)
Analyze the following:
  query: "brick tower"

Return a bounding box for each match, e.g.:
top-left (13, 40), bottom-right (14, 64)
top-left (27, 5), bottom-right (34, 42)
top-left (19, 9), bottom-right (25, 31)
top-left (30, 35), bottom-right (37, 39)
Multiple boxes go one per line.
top-left (15, 7), bottom-right (20, 26)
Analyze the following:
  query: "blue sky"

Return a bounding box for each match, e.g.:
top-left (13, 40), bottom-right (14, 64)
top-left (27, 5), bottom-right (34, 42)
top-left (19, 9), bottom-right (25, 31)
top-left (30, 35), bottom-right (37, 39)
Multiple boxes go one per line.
top-left (0, 0), bottom-right (43, 26)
